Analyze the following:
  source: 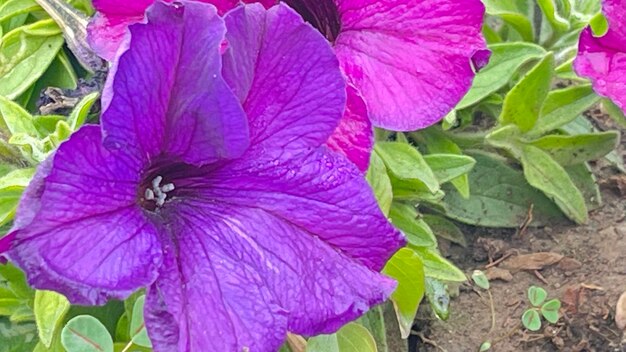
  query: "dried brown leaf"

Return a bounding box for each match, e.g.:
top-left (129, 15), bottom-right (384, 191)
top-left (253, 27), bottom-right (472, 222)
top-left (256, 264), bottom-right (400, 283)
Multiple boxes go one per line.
top-left (500, 252), bottom-right (564, 271)
top-left (485, 267), bottom-right (513, 282)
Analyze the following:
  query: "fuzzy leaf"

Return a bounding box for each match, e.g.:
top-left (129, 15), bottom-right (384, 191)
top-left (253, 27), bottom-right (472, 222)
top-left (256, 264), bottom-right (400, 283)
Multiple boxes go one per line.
top-left (457, 42), bottom-right (546, 109)
top-left (500, 53), bottom-right (554, 132)
top-left (521, 145), bottom-right (588, 224)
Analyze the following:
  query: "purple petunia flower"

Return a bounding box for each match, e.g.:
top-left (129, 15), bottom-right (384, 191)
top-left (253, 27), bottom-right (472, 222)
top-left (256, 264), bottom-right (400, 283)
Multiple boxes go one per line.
top-left (574, 0), bottom-right (626, 109)
top-left (3, 1), bottom-right (403, 350)
top-left (87, 0), bottom-right (487, 172)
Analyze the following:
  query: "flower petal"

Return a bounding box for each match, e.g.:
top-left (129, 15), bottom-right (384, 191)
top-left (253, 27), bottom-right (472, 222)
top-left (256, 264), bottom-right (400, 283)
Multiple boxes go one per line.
top-left (326, 85), bottom-right (373, 172)
top-left (145, 201), bottom-right (394, 350)
top-left (574, 0), bottom-right (626, 109)
top-left (334, 0), bottom-right (487, 131)
top-left (145, 213), bottom-right (287, 352)
top-left (7, 126), bottom-right (161, 305)
top-left (203, 147), bottom-right (404, 271)
top-left (101, 1), bottom-right (248, 166)
top-left (88, 0), bottom-right (277, 60)
top-left (222, 3), bottom-right (345, 152)
top-left (87, 13), bottom-right (144, 61)
top-left (92, 0), bottom-right (156, 16)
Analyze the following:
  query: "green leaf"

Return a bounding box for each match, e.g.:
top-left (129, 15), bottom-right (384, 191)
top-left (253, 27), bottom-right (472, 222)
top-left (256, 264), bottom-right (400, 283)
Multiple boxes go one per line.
top-left (471, 270), bottom-right (490, 290)
top-left (129, 296), bottom-right (151, 348)
top-left (520, 145), bottom-right (588, 224)
top-left (61, 315), bottom-right (114, 352)
top-left (66, 301), bottom-right (125, 339)
top-left (0, 95), bottom-right (37, 137)
top-left (602, 98), bottom-right (626, 129)
top-left (500, 53), bottom-right (555, 132)
top-left (34, 291), bottom-right (70, 348)
top-left (382, 247), bottom-right (425, 338)
top-left (0, 19), bottom-right (64, 100)
top-left (541, 299), bottom-right (561, 323)
top-left (527, 131), bottom-right (619, 166)
top-left (424, 278), bottom-right (449, 320)
top-left (529, 85), bottom-right (601, 136)
top-left (388, 203), bottom-right (436, 248)
top-left (356, 307), bottom-right (387, 352)
top-left (375, 142), bottom-right (439, 194)
top-left (528, 286), bottom-right (548, 306)
top-left (0, 0), bottom-right (40, 23)
top-left (307, 323), bottom-right (377, 352)
top-left (0, 318), bottom-right (39, 352)
top-left (537, 0), bottom-right (570, 32)
top-left (411, 246), bottom-right (466, 282)
top-left (589, 12), bottom-right (608, 36)
top-left (483, 0), bottom-right (534, 41)
top-left (112, 343), bottom-right (150, 352)
top-left (522, 309), bottom-right (542, 331)
top-left (68, 92), bottom-right (99, 131)
top-left (423, 154), bottom-right (475, 185)
top-left (413, 128), bottom-right (471, 198)
top-left (480, 341), bottom-right (492, 351)
top-left (457, 42), bottom-right (546, 109)
top-left (366, 150), bottom-right (393, 216)
top-left (566, 163), bottom-right (602, 210)
top-left (421, 214), bottom-right (466, 247)
top-left (439, 152), bottom-right (566, 228)
top-left (0, 263), bottom-right (33, 299)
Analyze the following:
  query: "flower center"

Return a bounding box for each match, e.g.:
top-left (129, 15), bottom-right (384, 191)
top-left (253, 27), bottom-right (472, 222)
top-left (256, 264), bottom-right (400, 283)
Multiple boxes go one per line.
top-left (283, 0), bottom-right (342, 42)
top-left (144, 175), bottom-right (175, 208)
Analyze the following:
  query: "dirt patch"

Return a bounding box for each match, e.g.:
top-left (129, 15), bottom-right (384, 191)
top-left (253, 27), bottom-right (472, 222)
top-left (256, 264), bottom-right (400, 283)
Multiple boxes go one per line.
top-left (396, 181), bottom-right (626, 352)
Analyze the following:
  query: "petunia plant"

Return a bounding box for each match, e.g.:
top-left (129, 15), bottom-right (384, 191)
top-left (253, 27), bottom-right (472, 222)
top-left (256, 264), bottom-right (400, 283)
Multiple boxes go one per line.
top-left (86, 0), bottom-right (488, 172)
top-left (0, 0), bottom-right (623, 351)
top-left (2, 0), bottom-right (410, 350)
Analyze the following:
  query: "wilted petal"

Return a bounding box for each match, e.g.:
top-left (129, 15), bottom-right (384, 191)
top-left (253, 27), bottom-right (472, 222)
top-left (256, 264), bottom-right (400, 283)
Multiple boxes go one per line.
top-left (326, 85), bottom-right (373, 172)
top-left (574, 0), bottom-right (626, 109)
top-left (7, 126), bottom-right (161, 304)
top-left (223, 4), bottom-right (345, 152)
top-left (203, 147), bottom-right (404, 271)
top-left (101, 1), bottom-right (248, 166)
top-left (335, 0), bottom-right (487, 131)
top-left (145, 201), bottom-right (394, 350)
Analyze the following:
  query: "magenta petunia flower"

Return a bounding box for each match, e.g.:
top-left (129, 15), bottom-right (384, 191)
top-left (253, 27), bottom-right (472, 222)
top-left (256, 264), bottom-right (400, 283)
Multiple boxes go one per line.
top-left (282, 0), bottom-right (487, 132)
top-left (574, 0), bottom-right (626, 109)
top-left (5, 2), bottom-right (403, 350)
top-left (87, 0), bottom-right (276, 61)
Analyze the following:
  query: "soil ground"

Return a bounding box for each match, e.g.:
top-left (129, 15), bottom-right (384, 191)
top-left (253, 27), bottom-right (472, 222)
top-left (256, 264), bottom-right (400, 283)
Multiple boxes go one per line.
top-left (385, 115), bottom-right (626, 352)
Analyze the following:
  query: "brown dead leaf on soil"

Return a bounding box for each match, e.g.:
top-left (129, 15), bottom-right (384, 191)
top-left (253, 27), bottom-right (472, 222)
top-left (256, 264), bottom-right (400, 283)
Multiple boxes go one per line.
top-left (562, 285), bottom-right (588, 315)
top-left (500, 252), bottom-right (564, 271)
top-left (602, 175), bottom-right (626, 196)
top-left (556, 257), bottom-right (583, 271)
top-left (485, 267), bottom-right (513, 282)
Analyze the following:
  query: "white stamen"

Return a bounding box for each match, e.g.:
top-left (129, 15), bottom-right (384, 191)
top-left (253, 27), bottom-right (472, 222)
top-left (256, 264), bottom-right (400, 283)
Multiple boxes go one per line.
top-left (145, 176), bottom-right (175, 208)
top-left (161, 183), bottom-right (175, 193)
top-left (152, 175), bottom-right (163, 189)
top-left (156, 192), bottom-right (167, 207)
